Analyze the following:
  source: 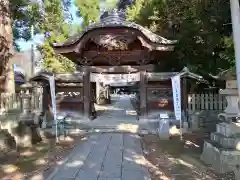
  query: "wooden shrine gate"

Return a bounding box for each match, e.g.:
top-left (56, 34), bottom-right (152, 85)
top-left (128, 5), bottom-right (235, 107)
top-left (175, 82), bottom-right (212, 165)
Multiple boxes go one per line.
top-left (31, 71), bottom-right (187, 121)
top-left (51, 9), bottom-right (177, 121)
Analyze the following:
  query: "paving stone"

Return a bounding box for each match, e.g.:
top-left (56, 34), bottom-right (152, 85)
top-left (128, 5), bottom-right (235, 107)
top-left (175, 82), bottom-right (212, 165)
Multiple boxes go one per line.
top-left (99, 166), bottom-right (121, 178)
top-left (122, 160), bottom-right (143, 171)
top-left (103, 159), bottom-right (122, 167)
top-left (76, 169), bottom-right (100, 179)
top-left (86, 155), bottom-right (105, 163)
top-left (80, 161), bottom-right (102, 171)
top-left (52, 178), bottom-right (75, 180)
top-left (106, 149), bottom-right (122, 155)
top-left (52, 166), bottom-right (80, 179)
top-left (98, 178), bottom-right (121, 180)
top-left (47, 97), bottom-right (152, 180)
top-left (104, 154), bottom-right (122, 163)
top-left (122, 169), bottom-right (151, 180)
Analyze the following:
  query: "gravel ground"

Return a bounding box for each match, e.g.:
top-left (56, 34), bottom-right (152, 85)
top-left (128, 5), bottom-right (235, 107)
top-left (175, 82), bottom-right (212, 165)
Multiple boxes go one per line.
top-left (140, 134), bottom-right (235, 180)
top-left (0, 135), bottom-right (85, 180)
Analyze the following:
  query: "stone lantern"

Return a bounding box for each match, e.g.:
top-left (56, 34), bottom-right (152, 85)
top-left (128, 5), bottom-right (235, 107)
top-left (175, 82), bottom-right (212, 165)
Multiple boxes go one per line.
top-left (217, 70), bottom-right (238, 122)
top-left (201, 69), bottom-right (240, 179)
top-left (19, 82), bottom-right (34, 124)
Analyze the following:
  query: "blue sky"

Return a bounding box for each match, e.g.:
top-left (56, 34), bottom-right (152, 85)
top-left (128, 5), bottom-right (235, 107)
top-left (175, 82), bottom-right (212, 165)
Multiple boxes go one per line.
top-left (17, 0), bottom-right (82, 51)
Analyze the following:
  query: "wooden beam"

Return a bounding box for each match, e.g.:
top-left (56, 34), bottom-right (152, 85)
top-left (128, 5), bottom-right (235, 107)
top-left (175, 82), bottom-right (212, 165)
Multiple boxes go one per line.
top-left (77, 65), bottom-right (155, 73)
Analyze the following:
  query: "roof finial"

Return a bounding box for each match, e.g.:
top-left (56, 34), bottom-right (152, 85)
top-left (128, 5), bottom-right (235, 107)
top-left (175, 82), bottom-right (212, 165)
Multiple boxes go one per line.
top-left (100, 8), bottom-right (126, 22)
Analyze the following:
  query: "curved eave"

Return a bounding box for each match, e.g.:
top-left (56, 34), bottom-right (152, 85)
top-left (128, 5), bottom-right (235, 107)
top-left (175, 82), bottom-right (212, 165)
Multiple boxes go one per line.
top-left (31, 72), bottom-right (84, 83)
top-left (52, 20), bottom-right (177, 50)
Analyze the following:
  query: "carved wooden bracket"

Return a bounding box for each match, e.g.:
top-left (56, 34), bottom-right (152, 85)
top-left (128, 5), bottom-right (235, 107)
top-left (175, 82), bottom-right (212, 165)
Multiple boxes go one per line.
top-left (109, 56), bottom-right (121, 66)
top-left (80, 56), bottom-right (93, 66)
top-left (137, 52), bottom-right (151, 65)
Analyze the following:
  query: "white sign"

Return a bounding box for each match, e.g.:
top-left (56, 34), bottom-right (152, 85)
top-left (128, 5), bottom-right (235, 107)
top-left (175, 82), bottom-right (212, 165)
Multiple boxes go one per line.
top-left (159, 113), bottom-right (169, 119)
top-left (90, 73), bottom-right (140, 84)
top-left (49, 75), bottom-right (57, 124)
top-left (171, 75), bottom-right (181, 121)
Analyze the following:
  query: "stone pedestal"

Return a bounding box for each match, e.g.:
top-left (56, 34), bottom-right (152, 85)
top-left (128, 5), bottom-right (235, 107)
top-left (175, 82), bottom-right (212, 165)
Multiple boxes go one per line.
top-left (201, 140), bottom-right (240, 174)
top-left (200, 80), bottom-right (240, 179)
top-left (201, 122), bottom-right (240, 178)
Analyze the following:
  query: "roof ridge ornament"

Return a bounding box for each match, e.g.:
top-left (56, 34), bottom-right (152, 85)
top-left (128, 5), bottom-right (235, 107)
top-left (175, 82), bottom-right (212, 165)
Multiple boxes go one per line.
top-left (100, 8), bottom-right (126, 23)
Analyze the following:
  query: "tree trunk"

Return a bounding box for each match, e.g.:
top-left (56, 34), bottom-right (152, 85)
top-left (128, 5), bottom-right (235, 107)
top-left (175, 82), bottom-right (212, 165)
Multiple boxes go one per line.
top-left (0, 0), bottom-right (15, 93)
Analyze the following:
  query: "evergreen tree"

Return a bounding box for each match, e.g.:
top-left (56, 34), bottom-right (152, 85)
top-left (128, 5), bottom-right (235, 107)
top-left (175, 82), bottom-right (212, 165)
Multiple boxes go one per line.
top-left (0, 0), bottom-right (15, 92)
top-left (126, 0), bottom-right (233, 74)
top-left (38, 0), bottom-right (77, 73)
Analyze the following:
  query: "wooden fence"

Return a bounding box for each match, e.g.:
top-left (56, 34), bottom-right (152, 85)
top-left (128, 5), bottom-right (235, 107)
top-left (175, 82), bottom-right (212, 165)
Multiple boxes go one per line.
top-left (188, 93), bottom-right (227, 111)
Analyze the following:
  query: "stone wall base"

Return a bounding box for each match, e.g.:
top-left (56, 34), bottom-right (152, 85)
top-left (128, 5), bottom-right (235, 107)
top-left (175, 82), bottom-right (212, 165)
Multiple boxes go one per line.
top-left (211, 132), bottom-right (240, 149)
top-left (201, 140), bottom-right (240, 178)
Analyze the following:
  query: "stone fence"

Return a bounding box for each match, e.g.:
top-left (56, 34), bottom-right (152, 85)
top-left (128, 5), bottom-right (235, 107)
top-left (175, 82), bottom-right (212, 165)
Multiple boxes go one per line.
top-left (0, 92), bottom-right (42, 116)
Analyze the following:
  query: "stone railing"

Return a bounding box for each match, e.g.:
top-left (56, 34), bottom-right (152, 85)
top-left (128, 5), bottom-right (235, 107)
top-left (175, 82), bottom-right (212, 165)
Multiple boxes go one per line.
top-left (0, 92), bottom-right (42, 116)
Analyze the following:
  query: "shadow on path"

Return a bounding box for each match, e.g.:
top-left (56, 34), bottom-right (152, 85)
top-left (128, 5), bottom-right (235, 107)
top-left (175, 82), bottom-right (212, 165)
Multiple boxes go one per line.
top-left (46, 133), bottom-right (151, 180)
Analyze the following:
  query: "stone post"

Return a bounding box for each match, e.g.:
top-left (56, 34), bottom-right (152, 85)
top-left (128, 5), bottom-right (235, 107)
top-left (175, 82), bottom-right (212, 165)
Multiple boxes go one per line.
top-left (139, 69), bottom-right (147, 120)
top-left (96, 82), bottom-right (105, 105)
top-left (104, 85), bottom-right (111, 104)
top-left (19, 83), bottom-right (34, 124)
top-left (32, 85), bottom-right (44, 125)
top-left (96, 82), bottom-right (111, 105)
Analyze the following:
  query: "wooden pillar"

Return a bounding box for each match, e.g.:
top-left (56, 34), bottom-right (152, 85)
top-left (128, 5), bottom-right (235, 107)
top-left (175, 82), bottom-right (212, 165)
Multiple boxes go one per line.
top-left (139, 69), bottom-right (147, 119)
top-left (83, 66), bottom-right (91, 120)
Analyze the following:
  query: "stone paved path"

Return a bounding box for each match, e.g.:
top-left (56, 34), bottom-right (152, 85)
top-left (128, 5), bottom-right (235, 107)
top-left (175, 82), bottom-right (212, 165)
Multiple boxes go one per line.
top-left (95, 95), bottom-right (137, 121)
top-left (47, 133), bottom-right (151, 180)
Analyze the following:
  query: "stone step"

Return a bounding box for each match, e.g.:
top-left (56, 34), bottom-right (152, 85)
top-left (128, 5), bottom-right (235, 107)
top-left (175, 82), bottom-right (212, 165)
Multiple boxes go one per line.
top-left (41, 126), bottom-right (143, 137)
top-left (200, 140), bottom-right (240, 177)
top-left (211, 132), bottom-right (240, 149)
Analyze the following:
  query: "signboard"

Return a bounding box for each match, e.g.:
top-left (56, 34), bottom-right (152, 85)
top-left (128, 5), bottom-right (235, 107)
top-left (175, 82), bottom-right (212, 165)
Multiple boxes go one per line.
top-left (159, 113), bottom-right (169, 119)
top-left (171, 75), bottom-right (181, 121)
top-left (49, 75), bottom-right (57, 139)
top-left (90, 73), bottom-right (140, 84)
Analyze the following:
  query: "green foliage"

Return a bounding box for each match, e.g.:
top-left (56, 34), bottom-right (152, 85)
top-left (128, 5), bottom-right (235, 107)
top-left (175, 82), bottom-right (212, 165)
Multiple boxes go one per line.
top-left (75, 0), bottom-right (100, 26)
top-left (40, 42), bottom-right (75, 73)
top-left (219, 36), bottom-right (235, 67)
top-left (126, 0), bottom-right (234, 75)
top-left (10, 0), bottom-right (76, 73)
top-left (11, 0), bottom-right (121, 72)
top-left (10, 0), bottom-right (42, 51)
top-left (38, 0), bottom-right (77, 73)
top-left (75, 0), bottom-right (118, 27)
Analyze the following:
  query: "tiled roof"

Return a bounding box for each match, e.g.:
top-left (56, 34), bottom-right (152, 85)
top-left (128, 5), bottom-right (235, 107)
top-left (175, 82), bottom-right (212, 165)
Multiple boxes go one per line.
top-left (53, 9), bottom-right (177, 48)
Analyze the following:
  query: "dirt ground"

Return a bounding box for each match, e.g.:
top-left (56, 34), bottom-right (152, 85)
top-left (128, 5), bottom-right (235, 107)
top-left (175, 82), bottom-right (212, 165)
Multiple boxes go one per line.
top-left (141, 133), bottom-right (235, 180)
top-left (0, 135), bottom-right (84, 180)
